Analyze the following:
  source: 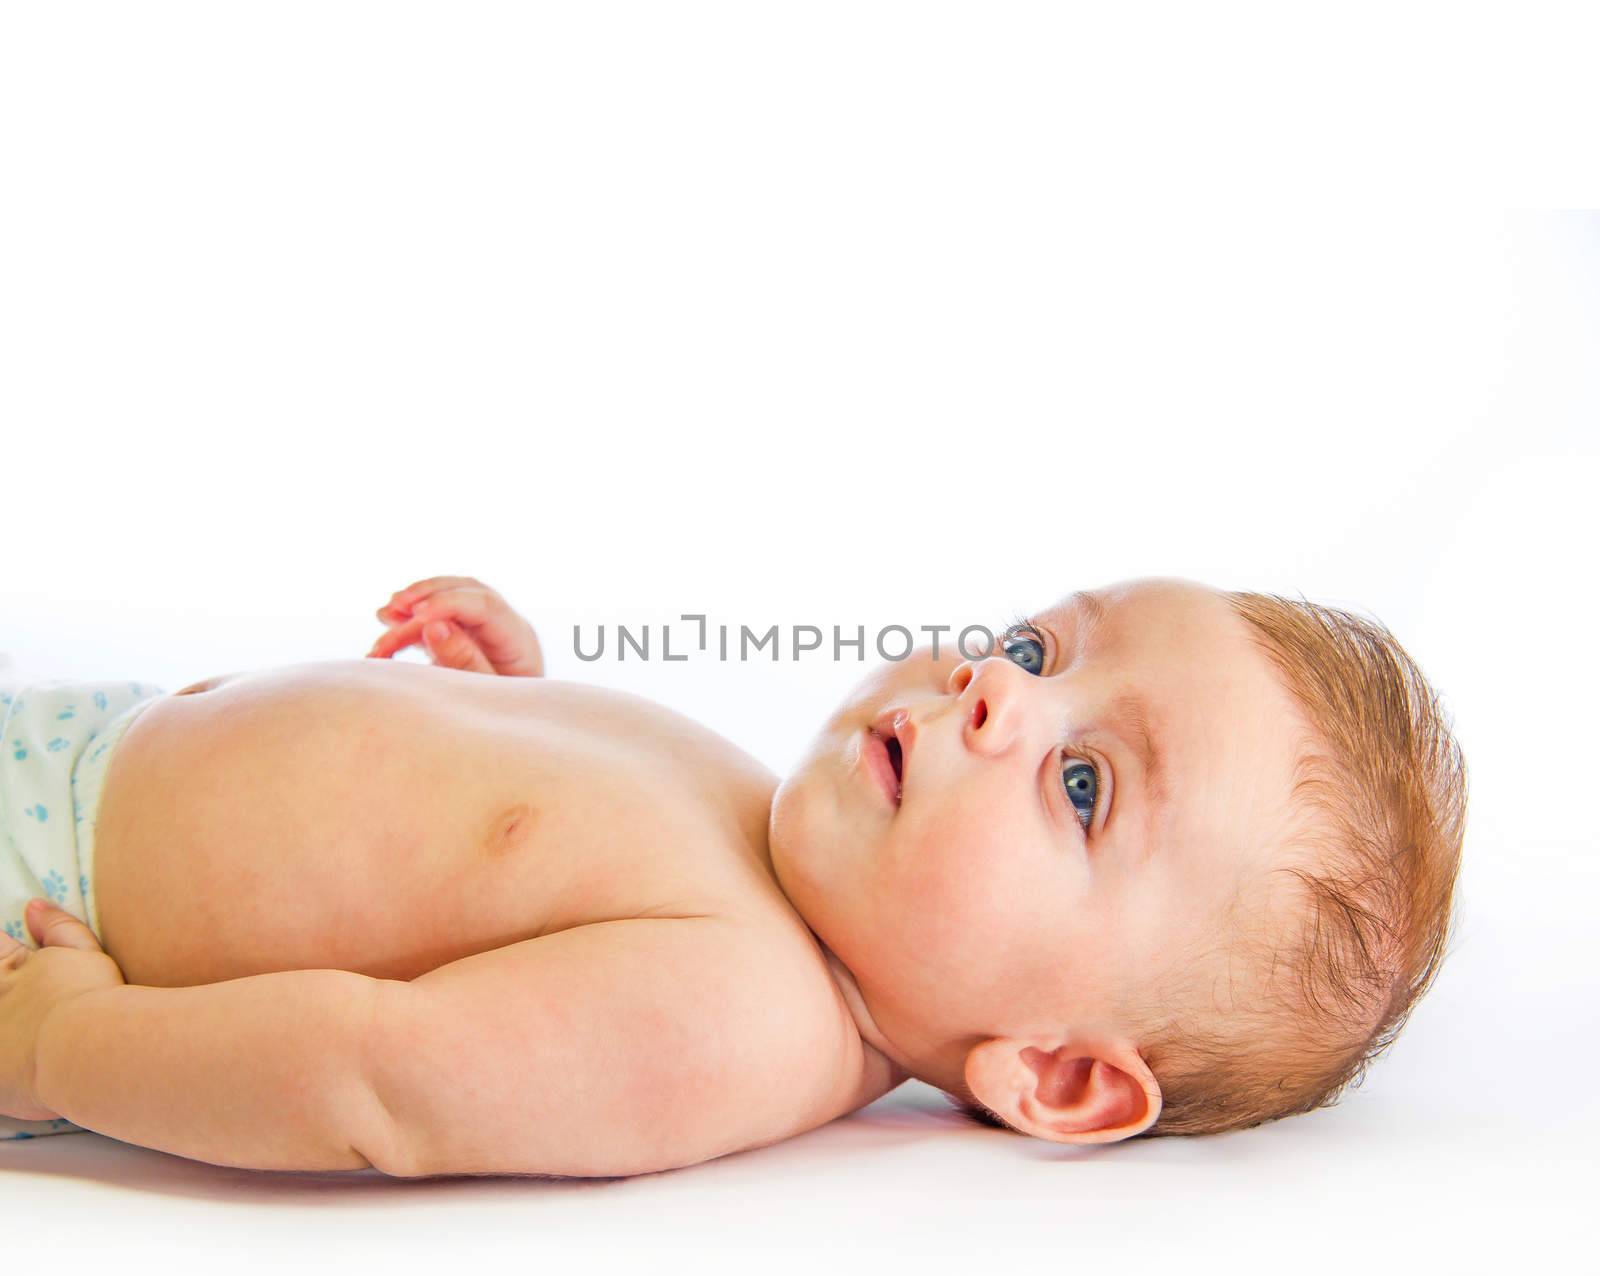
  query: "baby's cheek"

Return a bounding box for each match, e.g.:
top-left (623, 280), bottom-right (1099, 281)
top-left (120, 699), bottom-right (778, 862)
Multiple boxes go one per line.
top-left (899, 644), bottom-right (963, 688)
top-left (894, 818), bottom-right (1008, 914)
top-left (875, 858), bottom-right (973, 958)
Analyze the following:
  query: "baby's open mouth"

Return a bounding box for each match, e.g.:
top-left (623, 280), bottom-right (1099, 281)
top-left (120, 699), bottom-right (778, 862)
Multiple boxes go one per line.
top-left (866, 709), bottom-right (912, 808)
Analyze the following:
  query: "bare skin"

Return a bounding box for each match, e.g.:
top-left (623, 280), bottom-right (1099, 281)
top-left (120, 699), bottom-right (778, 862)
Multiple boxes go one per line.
top-left (10, 574), bottom-right (1314, 1172)
top-left (94, 660), bottom-right (789, 987)
top-left (88, 653), bottom-right (908, 1091)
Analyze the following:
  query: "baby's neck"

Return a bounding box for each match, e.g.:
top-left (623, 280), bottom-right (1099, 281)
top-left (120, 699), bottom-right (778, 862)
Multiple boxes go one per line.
top-left (814, 940), bottom-right (916, 1095)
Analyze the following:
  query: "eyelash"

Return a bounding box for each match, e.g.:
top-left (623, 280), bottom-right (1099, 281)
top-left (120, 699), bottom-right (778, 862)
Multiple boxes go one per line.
top-left (997, 615), bottom-right (1105, 834)
top-left (999, 613), bottom-right (1039, 646)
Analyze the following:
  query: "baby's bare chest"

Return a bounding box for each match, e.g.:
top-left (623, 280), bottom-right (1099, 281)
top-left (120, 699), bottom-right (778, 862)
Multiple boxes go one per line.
top-left (90, 661), bottom-right (786, 988)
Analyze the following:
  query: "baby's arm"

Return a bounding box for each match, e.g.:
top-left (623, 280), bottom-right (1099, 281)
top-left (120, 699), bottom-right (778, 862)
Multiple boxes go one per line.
top-left (33, 922), bottom-right (848, 1178)
top-left (34, 969), bottom-right (400, 1173)
top-left (367, 918), bottom-right (851, 1179)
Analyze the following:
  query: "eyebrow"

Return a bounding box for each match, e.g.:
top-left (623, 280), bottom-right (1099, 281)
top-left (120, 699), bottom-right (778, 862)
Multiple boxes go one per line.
top-left (1108, 689), bottom-right (1168, 813)
top-left (1062, 590), bottom-right (1169, 820)
top-left (1069, 588), bottom-right (1108, 629)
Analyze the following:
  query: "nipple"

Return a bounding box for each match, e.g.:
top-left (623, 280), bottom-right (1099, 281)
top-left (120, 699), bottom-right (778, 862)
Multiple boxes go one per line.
top-left (483, 802), bottom-right (535, 857)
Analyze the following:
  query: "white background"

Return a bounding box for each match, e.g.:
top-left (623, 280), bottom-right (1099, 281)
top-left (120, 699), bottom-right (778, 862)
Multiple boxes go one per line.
top-left (2, 3), bottom-right (1597, 1272)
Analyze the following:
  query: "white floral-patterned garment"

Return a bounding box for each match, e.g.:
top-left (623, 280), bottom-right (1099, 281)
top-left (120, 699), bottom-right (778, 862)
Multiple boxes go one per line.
top-left (0, 674), bottom-right (165, 1141)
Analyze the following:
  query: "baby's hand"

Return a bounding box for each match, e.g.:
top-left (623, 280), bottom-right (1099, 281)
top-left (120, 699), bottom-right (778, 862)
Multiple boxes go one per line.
top-left (367, 576), bottom-right (545, 677)
top-left (0, 900), bottom-right (127, 1121)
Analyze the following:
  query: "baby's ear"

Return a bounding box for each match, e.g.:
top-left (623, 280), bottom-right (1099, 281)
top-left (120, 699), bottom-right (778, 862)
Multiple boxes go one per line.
top-left (963, 1036), bottom-right (1162, 1144)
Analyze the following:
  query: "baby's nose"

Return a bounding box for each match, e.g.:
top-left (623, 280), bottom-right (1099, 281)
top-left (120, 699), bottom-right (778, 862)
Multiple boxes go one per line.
top-left (953, 658), bottom-right (1029, 755)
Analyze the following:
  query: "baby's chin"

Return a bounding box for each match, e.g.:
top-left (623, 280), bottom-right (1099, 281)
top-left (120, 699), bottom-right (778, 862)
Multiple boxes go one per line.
top-left (768, 747), bottom-right (879, 900)
top-left (768, 759), bottom-right (834, 884)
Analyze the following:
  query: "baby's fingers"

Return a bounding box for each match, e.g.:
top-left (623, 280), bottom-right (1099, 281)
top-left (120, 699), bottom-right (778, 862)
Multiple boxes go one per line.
top-left (407, 587), bottom-right (497, 630)
top-left (367, 616), bottom-right (494, 675)
top-left (367, 616), bottom-right (427, 659)
top-left (25, 899), bottom-right (103, 953)
top-left (422, 619), bottom-right (495, 674)
top-left (378, 576), bottom-right (486, 623)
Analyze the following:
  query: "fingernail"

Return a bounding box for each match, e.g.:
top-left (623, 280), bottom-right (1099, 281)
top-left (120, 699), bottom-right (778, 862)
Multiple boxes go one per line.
top-left (26, 898), bottom-right (44, 915)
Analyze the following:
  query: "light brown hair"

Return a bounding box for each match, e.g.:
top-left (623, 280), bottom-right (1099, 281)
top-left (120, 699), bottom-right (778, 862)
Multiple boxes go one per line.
top-left (948, 589), bottom-right (1469, 1138)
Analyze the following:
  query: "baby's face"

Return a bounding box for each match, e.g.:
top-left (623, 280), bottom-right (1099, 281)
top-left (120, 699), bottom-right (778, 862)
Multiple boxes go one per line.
top-left (769, 577), bottom-right (1312, 1091)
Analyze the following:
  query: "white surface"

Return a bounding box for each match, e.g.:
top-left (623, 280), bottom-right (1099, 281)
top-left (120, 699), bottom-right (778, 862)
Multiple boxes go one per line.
top-left (2, 5), bottom-right (1598, 1271)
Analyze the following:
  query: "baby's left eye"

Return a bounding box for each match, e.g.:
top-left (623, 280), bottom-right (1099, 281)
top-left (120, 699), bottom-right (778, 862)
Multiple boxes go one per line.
top-left (1062, 760), bottom-right (1098, 832)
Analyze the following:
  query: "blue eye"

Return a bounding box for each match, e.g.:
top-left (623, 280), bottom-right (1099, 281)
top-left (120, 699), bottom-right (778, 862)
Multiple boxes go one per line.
top-left (1001, 632), bottom-right (1045, 676)
top-left (1062, 760), bottom-right (1098, 832)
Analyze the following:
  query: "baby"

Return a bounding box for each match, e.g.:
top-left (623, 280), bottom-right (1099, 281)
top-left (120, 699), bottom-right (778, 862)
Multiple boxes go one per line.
top-left (0, 574), bottom-right (1467, 1177)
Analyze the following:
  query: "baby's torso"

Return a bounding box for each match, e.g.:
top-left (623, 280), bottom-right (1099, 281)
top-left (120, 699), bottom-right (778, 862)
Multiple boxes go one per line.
top-left (91, 660), bottom-right (809, 989)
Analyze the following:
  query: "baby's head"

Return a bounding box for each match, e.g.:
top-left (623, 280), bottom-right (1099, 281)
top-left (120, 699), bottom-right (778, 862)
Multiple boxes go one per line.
top-left (769, 577), bottom-right (1466, 1141)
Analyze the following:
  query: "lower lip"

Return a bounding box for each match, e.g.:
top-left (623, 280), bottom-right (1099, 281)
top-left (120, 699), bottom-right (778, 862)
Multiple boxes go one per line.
top-left (860, 730), bottom-right (901, 808)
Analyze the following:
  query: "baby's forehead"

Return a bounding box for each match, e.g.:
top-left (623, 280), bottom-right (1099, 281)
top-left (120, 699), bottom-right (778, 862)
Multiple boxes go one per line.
top-left (1034, 577), bottom-right (1222, 630)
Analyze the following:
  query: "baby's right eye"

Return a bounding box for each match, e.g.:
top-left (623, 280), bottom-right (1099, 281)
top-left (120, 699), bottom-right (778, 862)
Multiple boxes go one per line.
top-left (1000, 628), bottom-right (1046, 676)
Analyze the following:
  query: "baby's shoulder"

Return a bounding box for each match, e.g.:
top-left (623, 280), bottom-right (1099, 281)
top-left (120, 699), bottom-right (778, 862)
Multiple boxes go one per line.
top-left (708, 905), bottom-right (893, 1122)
